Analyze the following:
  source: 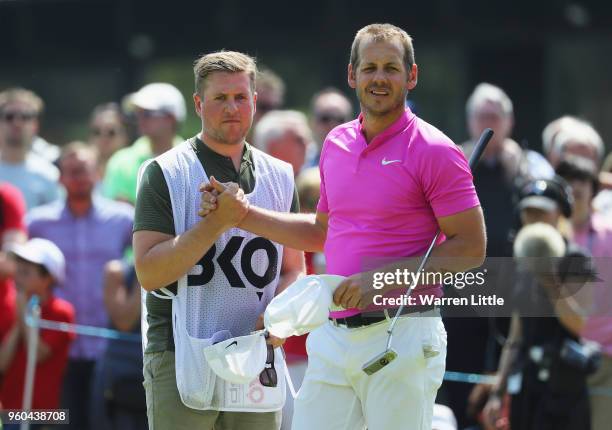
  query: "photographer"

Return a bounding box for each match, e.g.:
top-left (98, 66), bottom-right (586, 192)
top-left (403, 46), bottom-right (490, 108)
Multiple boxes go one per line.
top-left (484, 178), bottom-right (598, 430)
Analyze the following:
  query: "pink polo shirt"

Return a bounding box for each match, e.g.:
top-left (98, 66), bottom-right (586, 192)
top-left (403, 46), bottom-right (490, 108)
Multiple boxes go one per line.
top-left (575, 212), bottom-right (612, 356)
top-left (317, 108), bottom-right (480, 317)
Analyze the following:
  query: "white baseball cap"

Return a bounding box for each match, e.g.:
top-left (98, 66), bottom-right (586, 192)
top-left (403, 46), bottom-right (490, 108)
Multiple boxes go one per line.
top-left (129, 82), bottom-right (186, 122)
top-left (10, 238), bottom-right (66, 284)
top-left (203, 332), bottom-right (268, 384)
top-left (264, 274), bottom-right (345, 338)
top-left (432, 404), bottom-right (458, 430)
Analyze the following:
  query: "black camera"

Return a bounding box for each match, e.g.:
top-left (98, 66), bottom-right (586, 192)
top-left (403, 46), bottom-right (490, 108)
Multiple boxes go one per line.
top-left (560, 339), bottom-right (602, 375)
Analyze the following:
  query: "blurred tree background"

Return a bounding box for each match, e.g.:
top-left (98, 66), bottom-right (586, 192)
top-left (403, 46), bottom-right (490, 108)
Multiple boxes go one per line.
top-left (1, 0), bottom-right (611, 153)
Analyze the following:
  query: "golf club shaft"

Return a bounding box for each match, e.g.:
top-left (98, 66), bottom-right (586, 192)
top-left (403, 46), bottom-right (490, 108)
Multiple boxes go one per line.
top-left (385, 128), bottom-right (494, 349)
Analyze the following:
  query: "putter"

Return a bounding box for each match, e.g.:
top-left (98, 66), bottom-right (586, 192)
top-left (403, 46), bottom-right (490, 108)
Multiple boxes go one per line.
top-left (362, 128), bottom-right (494, 375)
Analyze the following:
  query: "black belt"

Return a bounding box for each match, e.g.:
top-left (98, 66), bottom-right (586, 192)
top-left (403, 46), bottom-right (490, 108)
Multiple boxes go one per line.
top-left (329, 304), bottom-right (436, 328)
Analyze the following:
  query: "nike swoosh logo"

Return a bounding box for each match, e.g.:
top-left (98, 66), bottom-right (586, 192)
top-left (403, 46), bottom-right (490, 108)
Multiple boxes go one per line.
top-left (225, 341), bottom-right (238, 349)
top-left (382, 158), bottom-right (401, 165)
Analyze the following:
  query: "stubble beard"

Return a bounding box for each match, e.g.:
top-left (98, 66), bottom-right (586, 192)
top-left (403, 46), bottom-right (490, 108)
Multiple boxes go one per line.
top-left (205, 125), bottom-right (249, 146)
top-left (359, 88), bottom-right (407, 118)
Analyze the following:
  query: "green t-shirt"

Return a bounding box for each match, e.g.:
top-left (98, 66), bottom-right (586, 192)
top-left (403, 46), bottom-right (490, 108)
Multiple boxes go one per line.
top-left (103, 135), bottom-right (183, 205)
top-left (135, 137), bottom-right (299, 353)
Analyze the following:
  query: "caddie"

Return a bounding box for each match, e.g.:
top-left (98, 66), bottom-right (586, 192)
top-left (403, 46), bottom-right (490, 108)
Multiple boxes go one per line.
top-left (133, 50), bottom-right (302, 430)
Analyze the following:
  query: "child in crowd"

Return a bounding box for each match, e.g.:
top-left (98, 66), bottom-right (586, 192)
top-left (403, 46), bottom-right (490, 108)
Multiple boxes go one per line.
top-left (0, 238), bottom-right (75, 414)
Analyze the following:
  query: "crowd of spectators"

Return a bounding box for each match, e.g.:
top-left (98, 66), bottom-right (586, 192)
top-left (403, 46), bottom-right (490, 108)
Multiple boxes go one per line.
top-left (0, 71), bottom-right (610, 430)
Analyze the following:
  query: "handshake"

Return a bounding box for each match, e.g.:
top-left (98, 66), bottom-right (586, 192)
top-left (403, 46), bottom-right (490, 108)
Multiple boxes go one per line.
top-left (198, 176), bottom-right (249, 230)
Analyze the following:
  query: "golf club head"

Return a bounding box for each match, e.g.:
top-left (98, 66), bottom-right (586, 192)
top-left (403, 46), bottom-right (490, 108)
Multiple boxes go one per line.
top-left (362, 348), bottom-right (397, 375)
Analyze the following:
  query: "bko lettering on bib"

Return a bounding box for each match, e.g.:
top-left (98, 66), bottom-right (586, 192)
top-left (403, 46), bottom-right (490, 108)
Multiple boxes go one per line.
top-left (188, 236), bottom-right (279, 290)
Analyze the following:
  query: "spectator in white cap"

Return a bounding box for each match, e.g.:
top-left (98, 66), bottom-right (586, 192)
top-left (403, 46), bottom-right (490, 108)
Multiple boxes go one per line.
top-left (103, 82), bottom-right (186, 204)
top-left (0, 238), bottom-right (75, 411)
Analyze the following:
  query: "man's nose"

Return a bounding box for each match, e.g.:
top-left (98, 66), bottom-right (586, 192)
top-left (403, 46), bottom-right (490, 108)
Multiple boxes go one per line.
top-left (225, 98), bottom-right (239, 113)
top-left (371, 68), bottom-right (388, 84)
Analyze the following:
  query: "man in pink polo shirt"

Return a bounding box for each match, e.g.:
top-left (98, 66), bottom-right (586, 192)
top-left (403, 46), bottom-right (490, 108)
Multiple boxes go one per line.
top-left (201, 23), bottom-right (486, 430)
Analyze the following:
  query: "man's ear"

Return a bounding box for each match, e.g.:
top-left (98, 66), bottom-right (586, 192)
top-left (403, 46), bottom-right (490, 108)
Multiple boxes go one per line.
top-left (407, 63), bottom-right (418, 90)
top-left (347, 63), bottom-right (357, 89)
top-left (193, 93), bottom-right (202, 116)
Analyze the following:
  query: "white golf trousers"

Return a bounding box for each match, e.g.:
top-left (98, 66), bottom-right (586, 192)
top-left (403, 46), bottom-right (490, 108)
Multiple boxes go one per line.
top-left (292, 310), bottom-right (446, 430)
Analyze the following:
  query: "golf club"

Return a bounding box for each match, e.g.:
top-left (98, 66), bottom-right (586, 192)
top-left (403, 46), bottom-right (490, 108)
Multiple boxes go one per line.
top-left (362, 127), bottom-right (494, 375)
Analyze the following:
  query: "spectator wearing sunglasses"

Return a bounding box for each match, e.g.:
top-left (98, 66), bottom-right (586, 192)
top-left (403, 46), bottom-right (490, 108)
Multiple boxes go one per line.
top-left (88, 103), bottom-right (130, 182)
top-left (0, 88), bottom-right (61, 209)
top-left (307, 87), bottom-right (353, 167)
top-left (103, 83), bottom-right (186, 205)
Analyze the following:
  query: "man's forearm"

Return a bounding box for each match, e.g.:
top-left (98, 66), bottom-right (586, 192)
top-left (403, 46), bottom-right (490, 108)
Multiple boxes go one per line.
top-left (21, 327), bottom-right (52, 363)
top-left (239, 207), bottom-right (326, 252)
top-left (0, 326), bottom-right (20, 371)
top-left (492, 314), bottom-right (522, 396)
top-left (106, 287), bottom-right (142, 332)
top-left (135, 216), bottom-right (226, 291)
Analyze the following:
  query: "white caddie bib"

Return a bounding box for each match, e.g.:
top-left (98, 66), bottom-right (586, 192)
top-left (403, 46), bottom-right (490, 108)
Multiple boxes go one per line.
top-left (152, 139), bottom-right (294, 411)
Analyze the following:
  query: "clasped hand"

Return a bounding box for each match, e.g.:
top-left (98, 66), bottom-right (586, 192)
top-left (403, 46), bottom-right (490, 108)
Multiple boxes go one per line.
top-left (199, 176), bottom-right (249, 229)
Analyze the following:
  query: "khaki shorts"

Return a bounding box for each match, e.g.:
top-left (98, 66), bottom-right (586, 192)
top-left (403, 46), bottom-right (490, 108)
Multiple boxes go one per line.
top-left (143, 350), bottom-right (280, 430)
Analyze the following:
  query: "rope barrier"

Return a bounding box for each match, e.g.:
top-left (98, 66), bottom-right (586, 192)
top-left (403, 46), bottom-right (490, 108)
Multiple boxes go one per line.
top-left (22, 297), bottom-right (612, 399)
top-left (25, 315), bottom-right (141, 343)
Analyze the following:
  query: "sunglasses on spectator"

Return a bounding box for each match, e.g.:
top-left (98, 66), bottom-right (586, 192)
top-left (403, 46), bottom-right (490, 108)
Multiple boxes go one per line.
top-left (1, 111), bottom-right (37, 122)
top-left (137, 109), bottom-right (168, 119)
top-left (90, 128), bottom-right (120, 138)
top-left (259, 344), bottom-right (277, 387)
top-left (315, 113), bottom-right (348, 124)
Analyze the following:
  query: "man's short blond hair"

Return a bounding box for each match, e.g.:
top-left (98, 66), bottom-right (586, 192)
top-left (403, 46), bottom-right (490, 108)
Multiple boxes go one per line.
top-left (0, 87), bottom-right (44, 115)
top-left (193, 51), bottom-right (257, 95)
top-left (350, 23), bottom-right (415, 71)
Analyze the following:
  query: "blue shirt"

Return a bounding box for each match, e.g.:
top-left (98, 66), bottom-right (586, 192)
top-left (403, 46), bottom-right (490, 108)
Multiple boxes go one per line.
top-left (26, 196), bottom-right (134, 360)
top-left (0, 153), bottom-right (61, 209)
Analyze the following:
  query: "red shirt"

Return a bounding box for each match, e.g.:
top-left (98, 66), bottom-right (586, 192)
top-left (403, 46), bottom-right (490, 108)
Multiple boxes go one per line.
top-left (1, 295), bottom-right (75, 409)
top-left (0, 183), bottom-right (27, 343)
